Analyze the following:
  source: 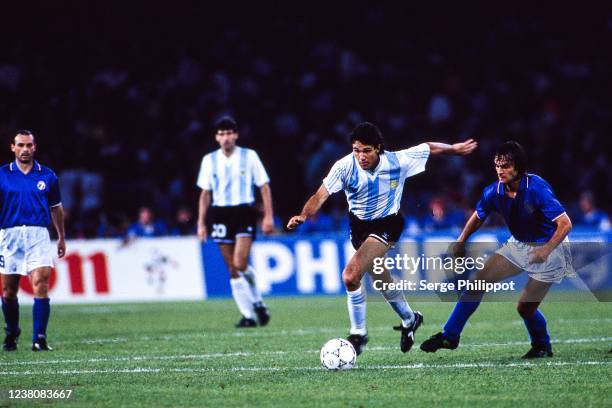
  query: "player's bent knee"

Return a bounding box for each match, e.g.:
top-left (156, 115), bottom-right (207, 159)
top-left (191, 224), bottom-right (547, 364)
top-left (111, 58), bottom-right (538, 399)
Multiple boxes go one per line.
top-left (2, 279), bottom-right (20, 299)
top-left (342, 267), bottom-right (361, 291)
top-left (2, 288), bottom-right (18, 299)
top-left (32, 281), bottom-right (49, 298)
top-left (517, 302), bottom-right (538, 319)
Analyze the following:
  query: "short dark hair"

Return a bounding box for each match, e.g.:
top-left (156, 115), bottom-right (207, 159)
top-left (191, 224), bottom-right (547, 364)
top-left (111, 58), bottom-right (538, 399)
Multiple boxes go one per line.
top-left (13, 129), bottom-right (35, 144)
top-left (215, 117), bottom-right (238, 133)
top-left (349, 122), bottom-right (385, 151)
top-left (494, 141), bottom-right (527, 174)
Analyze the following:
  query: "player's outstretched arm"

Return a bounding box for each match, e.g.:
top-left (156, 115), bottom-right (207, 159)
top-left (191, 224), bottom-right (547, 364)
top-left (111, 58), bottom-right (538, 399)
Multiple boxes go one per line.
top-left (426, 139), bottom-right (478, 156)
top-left (449, 211), bottom-right (485, 257)
top-left (259, 183), bottom-right (275, 235)
top-left (530, 214), bottom-right (572, 264)
top-left (50, 204), bottom-right (66, 258)
top-left (197, 189), bottom-right (211, 242)
top-left (287, 184), bottom-right (330, 230)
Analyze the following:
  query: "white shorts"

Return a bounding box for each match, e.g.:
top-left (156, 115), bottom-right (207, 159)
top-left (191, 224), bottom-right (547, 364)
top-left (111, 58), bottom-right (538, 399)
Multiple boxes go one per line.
top-left (0, 226), bottom-right (54, 276)
top-left (496, 236), bottom-right (575, 284)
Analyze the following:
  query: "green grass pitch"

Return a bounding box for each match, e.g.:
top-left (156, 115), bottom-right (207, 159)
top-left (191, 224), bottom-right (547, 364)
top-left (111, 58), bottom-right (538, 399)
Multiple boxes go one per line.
top-left (0, 297), bottom-right (610, 407)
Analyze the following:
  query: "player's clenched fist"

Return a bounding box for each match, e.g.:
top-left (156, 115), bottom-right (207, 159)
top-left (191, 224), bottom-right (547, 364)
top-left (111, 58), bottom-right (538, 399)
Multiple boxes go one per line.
top-left (287, 215), bottom-right (306, 230)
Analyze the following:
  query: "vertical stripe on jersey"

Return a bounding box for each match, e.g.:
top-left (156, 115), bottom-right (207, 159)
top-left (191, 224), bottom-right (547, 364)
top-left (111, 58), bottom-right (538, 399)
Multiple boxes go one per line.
top-left (224, 162), bottom-right (232, 205)
top-left (382, 152), bottom-right (400, 217)
top-left (347, 157), bottom-right (359, 193)
top-left (239, 147), bottom-right (247, 203)
top-left (211, 151), bottom-right (219, 193)
top-left (363, 172), bottom-right (380, 220)
top-left (345, 157), bottom-right (360, 211)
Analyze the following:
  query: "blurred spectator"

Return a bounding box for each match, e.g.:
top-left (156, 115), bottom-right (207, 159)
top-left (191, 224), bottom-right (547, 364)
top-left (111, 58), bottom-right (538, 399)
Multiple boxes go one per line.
top-left (403, 215), bottom-right (422, 237)
top-left (97, 213), bottom-right (131, 238)
top-left (421, 197), bottom-right (465, 232)
top-left (574, 191), bottom-right (610, 231)
top-left (127, 207), bottom-right (168, 238)
top-left (170, 206), bottom-right (196, 236)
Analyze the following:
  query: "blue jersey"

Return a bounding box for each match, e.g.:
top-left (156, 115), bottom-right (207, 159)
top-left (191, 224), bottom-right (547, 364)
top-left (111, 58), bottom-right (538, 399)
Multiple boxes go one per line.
top-left (0, 161), bottom-right (62, 229)
top-left (475, 174), bottom-right (565, 243)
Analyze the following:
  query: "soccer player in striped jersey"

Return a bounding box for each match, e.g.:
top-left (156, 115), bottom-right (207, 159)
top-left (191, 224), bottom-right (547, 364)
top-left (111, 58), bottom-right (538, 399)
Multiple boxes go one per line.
top-left (197, 117), bottom-right (275, 328)
top-left (287, 122), bottom-right (477, 354)
top-left (421, 141), bottom-right (574, 358)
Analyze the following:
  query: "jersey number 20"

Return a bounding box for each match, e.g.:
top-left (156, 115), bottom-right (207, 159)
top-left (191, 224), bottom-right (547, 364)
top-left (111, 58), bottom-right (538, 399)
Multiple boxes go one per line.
top-left (211, 224), bottom-right (227, 238)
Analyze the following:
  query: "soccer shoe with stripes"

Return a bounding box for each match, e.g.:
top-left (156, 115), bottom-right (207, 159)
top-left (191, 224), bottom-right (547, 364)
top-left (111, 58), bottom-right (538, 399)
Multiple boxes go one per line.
top-left (32, 336), bottom-right (53, 351)
top-left (3, 329), bottom-right (21, 351)
top-left (522, 343), bottom-right (553, 358)
top-left (420, 332), bottom-right (459, 353)
top-left (393, 311), bottom-right (424, 353)
top-left (346, 333), bottom-right (369, 356)
top-left (254, 303), bottom-right (270, 326)
top-left (235, 316), bottom-right (257, 328)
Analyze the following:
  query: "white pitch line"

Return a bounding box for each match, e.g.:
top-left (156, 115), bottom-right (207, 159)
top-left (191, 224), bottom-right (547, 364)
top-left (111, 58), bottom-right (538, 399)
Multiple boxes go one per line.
top-left (52, 318), bottom-right (612, 346)
top-left (1, 337), bottom-right (610, 367)
top-left (0, 361), bottom-right (610, 376)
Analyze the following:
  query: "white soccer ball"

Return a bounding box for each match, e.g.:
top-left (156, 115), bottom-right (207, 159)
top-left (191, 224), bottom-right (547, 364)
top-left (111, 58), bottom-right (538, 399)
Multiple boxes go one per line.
top-left (320, 338), bottom-right (356, 370)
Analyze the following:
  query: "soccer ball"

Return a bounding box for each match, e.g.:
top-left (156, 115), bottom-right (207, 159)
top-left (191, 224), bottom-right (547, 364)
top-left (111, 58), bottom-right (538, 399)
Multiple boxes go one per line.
top-left (320, 338), bottom-right (356, 370)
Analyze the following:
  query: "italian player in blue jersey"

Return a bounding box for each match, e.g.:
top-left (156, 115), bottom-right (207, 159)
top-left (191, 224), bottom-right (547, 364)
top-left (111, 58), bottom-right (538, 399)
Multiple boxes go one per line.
top-left (287, 122), bottom-right (477, 354)
top-left (421, 141), bottom-right (573, 358)
top-left (1, 130), bottom-right (66, 352)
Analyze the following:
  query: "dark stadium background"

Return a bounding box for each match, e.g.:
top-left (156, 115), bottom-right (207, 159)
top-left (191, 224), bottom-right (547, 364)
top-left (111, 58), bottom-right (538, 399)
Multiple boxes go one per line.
top-left (1, 3), bottom-right (610, 238)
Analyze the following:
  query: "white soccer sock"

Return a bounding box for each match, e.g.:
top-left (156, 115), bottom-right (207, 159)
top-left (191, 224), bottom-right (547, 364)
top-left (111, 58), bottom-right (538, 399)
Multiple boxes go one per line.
top-left (230, 277), bottom-right (255, 319)
top-left (346, 286), bottom-right (367, 335)
top-left (381, 287), bottom-right (414, 327)
top-left (241, 266), bottom-right (264, 305)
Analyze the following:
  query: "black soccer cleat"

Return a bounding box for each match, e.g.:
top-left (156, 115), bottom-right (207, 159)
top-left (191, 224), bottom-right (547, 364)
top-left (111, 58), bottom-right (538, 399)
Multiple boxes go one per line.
top-left (522, 343), bottom-right (553, 359)
top-left (31, 336), bottom-right (53, 352)
top-left (393, 311), bottom-right (424, 353)
top-left (420, 332), bottom-right (459, 353)
top-left (3, 329), bottom-right (21, 352)
top-left (235, 316), bottom-right (257, 328)
top-left (346, 333), bottom-right (369, 356)
top-left (254, 303), bottom-right (271, 326)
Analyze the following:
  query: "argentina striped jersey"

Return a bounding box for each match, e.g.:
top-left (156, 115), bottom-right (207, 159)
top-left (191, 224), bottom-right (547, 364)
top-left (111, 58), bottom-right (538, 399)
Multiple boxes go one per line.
top-left (197, 146), bottom-right (270, 207)
top-left (322, 143), bottom-right (430, 220)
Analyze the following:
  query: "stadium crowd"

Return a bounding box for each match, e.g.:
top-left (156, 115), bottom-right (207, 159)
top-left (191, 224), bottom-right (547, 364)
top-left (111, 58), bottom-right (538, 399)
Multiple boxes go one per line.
top-left (1, 5), bottom-right (609, 238)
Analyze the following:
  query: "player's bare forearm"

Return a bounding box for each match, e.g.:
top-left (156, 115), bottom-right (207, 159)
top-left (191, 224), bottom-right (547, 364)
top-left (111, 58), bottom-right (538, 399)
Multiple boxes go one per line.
top-left (529, 213), bottom-right (572, 264)
top-left (449, 211), bottom-right (484, 257)
top-left (300, 185), bottom-right (329, 218)
top-left (457, 211), bottom-right (485, 243)
top-left (50, 205), bottom-right (65, 240)
top-left (50, 205), bottom-right (66, 258)
top-left (543, 214), bottom-right (572, 252)
top-left (197, 190), bottom-right (211, 241)
top-left (198, 190), bottom-right (211, 225)
top-left (426, 139), bottom-right (478, 156)
top-left (287, 184), bottom-right (330, 230)
top-left (259, 183), bottom-right (274, 220)
top-left (259, 183), bottom-right (275, 234)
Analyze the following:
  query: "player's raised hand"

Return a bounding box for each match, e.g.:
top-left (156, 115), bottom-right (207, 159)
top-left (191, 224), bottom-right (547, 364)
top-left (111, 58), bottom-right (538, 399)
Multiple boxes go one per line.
top-left (57, 238), bottom-right (66, 258)
top-left (287, 215), bottom-right (306, 230)
top-left (452, 139), bottom-right (478, 155)
top-left (262, 216), bottom-right (275, 235)
top-left (197, 223), bottom-right (207, 242)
